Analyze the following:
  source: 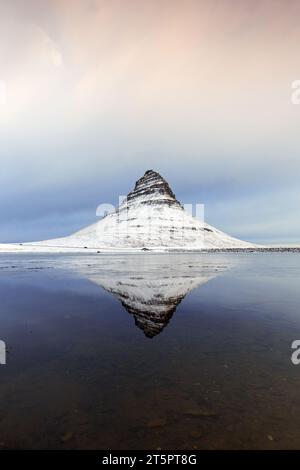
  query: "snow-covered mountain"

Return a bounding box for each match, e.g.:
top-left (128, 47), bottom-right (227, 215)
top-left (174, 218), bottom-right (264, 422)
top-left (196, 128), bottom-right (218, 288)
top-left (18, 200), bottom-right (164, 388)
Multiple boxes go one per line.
top-left (28, 170), bottom-right (256, 251)
top-left (0, 170), bottom-right (257, 252)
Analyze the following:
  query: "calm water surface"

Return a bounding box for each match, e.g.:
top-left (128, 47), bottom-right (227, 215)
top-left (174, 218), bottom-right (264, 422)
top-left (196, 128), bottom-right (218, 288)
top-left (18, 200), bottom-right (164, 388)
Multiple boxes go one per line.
top-left (0, 252), bottom-right (300, 449)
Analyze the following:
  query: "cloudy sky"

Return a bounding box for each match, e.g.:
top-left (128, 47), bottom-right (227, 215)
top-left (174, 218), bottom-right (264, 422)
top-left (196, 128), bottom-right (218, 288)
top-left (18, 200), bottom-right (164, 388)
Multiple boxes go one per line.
top-left (0, 0), bottom-right (300, 244)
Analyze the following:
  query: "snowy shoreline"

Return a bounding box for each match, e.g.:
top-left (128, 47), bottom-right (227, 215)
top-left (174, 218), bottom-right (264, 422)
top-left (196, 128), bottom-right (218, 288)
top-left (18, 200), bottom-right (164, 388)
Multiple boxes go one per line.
top-left (0, 244), bottom-right (299, 254)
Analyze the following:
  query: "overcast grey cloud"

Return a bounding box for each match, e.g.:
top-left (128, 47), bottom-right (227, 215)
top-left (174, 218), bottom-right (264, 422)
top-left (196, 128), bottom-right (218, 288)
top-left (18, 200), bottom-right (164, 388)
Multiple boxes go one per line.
top-left (0, 0), bottom-right (300, 244)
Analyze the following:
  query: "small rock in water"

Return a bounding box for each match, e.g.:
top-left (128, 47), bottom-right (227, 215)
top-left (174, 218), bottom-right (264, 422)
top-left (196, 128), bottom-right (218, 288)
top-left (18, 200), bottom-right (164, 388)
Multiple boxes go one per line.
top-left (267, 435), bottom-right (274, 441)
top-left (61, 431), bottom-right (73, 443)
top-left (146, 418), bottom-right (167, 428)
top-left (189, 430), bottom-right (203, 439)
top-left (183, 407), bottom-right (218, 418)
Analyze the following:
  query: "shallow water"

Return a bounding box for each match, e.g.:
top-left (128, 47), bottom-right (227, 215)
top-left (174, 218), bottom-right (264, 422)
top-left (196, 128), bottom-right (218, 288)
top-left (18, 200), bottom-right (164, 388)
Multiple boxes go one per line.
top-left (0, 252), bottom-right (300, 449)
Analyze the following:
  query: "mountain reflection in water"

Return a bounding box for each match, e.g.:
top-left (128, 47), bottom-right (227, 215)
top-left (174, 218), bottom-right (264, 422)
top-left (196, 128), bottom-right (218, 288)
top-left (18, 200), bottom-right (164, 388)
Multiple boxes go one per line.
top-left (64, 254), bottom-right (231, 338)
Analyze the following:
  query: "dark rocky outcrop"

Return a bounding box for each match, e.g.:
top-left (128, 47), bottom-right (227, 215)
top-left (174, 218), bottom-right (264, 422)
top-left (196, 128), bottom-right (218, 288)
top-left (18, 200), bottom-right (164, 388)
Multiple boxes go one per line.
top-left (125, 170), bottom-right (183, 209)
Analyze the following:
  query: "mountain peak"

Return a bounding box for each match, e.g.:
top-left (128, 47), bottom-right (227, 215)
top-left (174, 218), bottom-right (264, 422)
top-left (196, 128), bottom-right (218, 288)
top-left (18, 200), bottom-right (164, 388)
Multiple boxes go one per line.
top-left (144, 169), bottom-right (156, 176)
top-left (125, 170), bottom-right (182, 208)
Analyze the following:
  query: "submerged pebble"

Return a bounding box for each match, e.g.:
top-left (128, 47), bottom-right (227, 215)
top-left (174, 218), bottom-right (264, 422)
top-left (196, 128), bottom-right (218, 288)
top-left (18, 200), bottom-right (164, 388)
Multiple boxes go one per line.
top-left (146, 418), bottom-right (167, 428)
top-left (183, 407), bottom-right (218, 418)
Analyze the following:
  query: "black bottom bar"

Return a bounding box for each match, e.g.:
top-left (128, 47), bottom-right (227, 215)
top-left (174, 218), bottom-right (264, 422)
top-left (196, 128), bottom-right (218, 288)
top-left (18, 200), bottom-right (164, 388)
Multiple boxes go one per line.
top-left (0, 450), bottom-right (298, 466)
